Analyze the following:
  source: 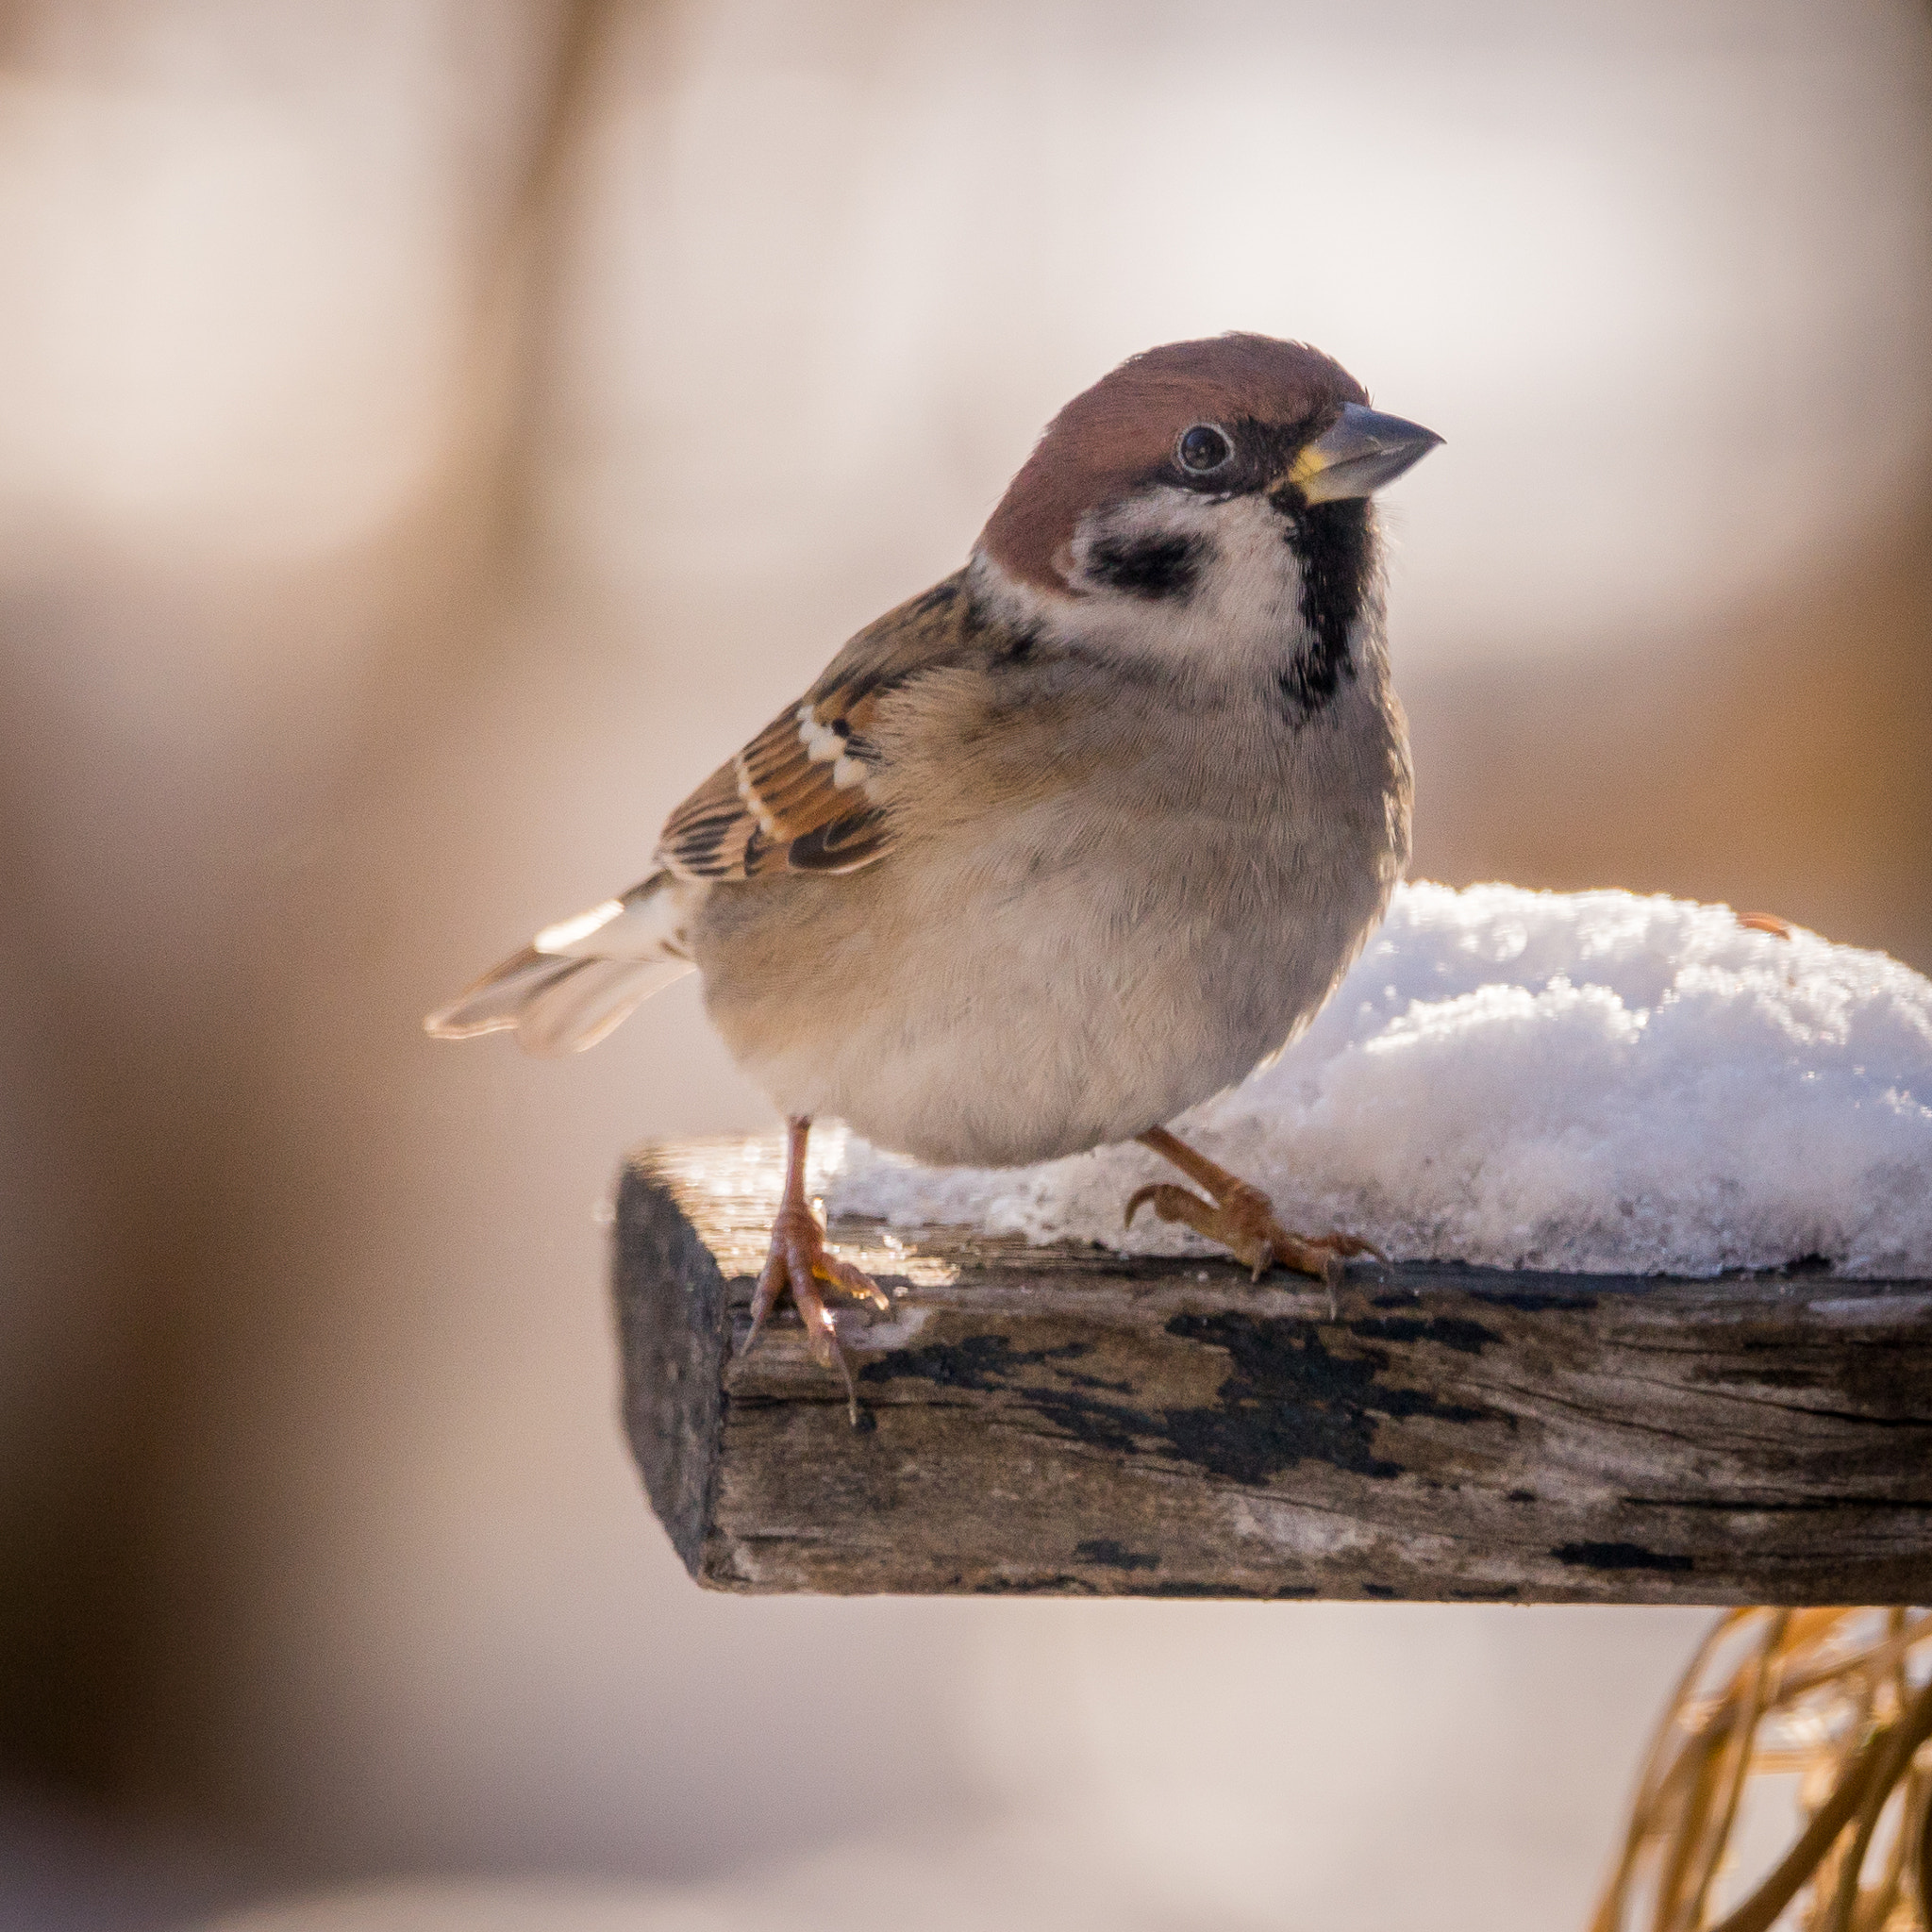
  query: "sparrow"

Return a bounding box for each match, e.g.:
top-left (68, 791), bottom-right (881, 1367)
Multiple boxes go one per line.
top-left (427, 333), bottom-right (1441, 1420)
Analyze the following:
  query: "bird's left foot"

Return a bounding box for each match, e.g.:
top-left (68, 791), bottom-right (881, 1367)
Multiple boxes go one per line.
top-left (1124, 1177), bottom-right (1378, 1285)
top-left (1127, 1125), bottom-right (1383, 1291)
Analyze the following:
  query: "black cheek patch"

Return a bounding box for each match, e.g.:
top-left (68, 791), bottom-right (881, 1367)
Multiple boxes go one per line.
top-left (1086, 531), bottom-right (1207, 601)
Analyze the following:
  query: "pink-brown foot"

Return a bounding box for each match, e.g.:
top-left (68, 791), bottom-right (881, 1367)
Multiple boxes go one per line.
top-left (1127, 1127), bottom-right (1383, 1297)
top-left (745, 1200), bottom-right (891, 1426)
top-left (1128, 1174), bottom-right (1383, 1282)
top-left (1124, 1176), bottom-right (1382, 1291)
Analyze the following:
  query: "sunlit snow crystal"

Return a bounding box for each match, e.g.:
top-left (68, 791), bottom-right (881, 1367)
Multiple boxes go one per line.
top-left (824, 883), bottom-right (1932, 1277)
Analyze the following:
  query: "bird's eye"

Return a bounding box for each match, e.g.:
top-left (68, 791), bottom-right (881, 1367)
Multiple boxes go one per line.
top-left (1177, 424), bottom-right (1233, 474)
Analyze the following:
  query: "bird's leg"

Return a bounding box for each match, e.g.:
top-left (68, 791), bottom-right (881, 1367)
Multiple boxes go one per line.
top-left (1125, 1124), bottom-right (1384, 1295)
top-left (744, 1115), bottom-right (891, 1425)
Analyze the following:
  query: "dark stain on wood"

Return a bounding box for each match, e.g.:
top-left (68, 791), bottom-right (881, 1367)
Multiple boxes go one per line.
top-left (1347, 1313), bottom-right (1503, 1353)
top-left (1552, 1541), bottom-right (1698, 1574)
top-left (615, 1138), bottom-right (1932, 1603)
top-left (1161, 1310), bottom-right (1497, 1484)
top-left (1074, 1539), bottom-right (1161, 1572)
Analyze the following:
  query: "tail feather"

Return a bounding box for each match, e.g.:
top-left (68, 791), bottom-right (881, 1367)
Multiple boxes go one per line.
top-left (424, 943), bottom-right (583, 1040)
top-left (424, 873), bottom-right (696, 1057)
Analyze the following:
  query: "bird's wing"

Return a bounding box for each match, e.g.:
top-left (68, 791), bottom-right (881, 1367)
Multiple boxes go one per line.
top-left (657, 574), bottom-right (973, 880)
top-left (424, 575), bottom-right (983, 1058)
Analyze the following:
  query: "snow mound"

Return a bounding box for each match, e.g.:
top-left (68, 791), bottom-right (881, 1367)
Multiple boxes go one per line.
top-left (825, 883), bottom-right (1932, 1278)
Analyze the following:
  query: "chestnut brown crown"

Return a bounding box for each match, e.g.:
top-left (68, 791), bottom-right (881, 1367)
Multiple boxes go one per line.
top-left (978, 334), bottom-right (1372, 592)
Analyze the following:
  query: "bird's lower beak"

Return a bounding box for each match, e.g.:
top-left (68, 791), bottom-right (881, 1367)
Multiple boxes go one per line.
top-left (1282, 402), bottom-right (1443, 504)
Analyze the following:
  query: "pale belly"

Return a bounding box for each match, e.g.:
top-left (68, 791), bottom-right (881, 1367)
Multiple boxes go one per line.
top-left (691, 800), bottom-right (1398, 1169)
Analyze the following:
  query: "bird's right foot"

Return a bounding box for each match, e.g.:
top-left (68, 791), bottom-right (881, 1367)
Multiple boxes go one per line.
top-left (745, 1198), bottom-right (891, 1426)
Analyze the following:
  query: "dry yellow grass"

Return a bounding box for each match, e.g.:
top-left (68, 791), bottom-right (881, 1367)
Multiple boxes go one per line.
top-left (1596, 1609), bottom-right (1932, 1932)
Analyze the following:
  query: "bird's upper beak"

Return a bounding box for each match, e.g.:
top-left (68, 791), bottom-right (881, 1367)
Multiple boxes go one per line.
top-left (1282, 402), bottom-right (1443, 504)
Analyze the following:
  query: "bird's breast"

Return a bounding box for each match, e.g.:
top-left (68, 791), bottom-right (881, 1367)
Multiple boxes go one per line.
top-left (694, 671), bottom-right (1408, 1168)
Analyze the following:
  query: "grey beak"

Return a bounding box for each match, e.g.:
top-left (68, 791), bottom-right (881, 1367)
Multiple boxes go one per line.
top-left (1284, 402), bottom-right (1443, 504)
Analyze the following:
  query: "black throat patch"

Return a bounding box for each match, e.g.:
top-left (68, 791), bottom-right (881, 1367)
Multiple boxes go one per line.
top-left (1277, 498), bottom-right (1373, 722)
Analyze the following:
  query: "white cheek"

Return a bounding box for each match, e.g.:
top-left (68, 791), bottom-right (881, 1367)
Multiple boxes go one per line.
top-left (1064, 492), bottom-right (1311, 672)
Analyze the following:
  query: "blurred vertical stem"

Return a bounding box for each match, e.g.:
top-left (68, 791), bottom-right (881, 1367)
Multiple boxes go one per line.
top-left (478, 0), bottom-right (624, 578)
top-left (339, 0), bottom-right (647, 788)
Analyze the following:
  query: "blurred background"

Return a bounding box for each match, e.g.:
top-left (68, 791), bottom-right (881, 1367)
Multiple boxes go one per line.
top-left (1, 2), bottom-right (1928, 1927)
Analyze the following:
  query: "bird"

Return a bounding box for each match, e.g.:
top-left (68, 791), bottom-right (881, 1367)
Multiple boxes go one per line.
top-left (426, 333), bottom-right (1441, 1421)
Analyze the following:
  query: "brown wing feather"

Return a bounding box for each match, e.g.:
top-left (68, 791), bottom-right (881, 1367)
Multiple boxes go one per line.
top-left (656, 575), bottom-right (971, 881)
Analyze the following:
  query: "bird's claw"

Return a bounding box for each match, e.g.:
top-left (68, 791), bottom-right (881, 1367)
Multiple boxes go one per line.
top-left (1125, 1177), bottom-right (1381, 1298)
top-left (744, 1202), bottom-right (887, 1427)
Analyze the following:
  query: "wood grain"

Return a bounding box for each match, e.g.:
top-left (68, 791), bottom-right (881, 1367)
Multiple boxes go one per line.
top-left (614, 1138), bottom-right (1932, 1602)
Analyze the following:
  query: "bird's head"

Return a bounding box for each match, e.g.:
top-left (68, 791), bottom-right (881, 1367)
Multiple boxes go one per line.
top-left (974, 334), bottom-right (1441, 700)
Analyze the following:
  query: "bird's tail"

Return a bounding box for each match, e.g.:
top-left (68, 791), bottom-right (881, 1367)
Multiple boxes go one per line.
top-left (424, 872), bottom-right (698, 1057)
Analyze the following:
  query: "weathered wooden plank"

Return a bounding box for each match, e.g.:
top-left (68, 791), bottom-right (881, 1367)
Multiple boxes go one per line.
top-left (613, 1137), bottom-right (1932, 1602)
